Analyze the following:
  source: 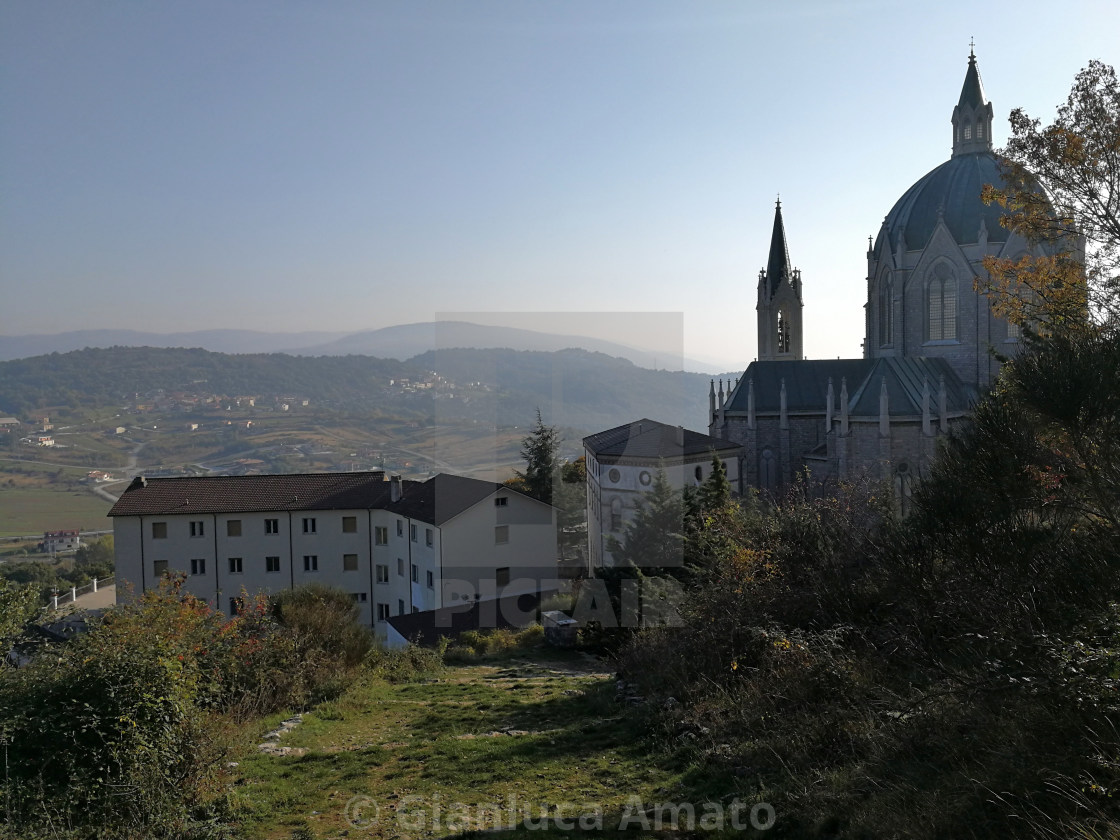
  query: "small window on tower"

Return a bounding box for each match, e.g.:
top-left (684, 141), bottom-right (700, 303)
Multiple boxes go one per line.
top-left (977, 121), bottom-right (984, 139)
top-left (777, 310), bottom-right (791, 354)
top-left (964, 124), bottom-right (972, 140)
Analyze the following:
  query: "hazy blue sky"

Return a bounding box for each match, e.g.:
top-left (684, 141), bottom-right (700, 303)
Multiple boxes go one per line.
top-left (2, 1), bottom-right (1116, 370)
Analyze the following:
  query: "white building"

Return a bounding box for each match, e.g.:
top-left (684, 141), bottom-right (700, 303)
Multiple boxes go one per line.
top-left (109, 471), bottom-right (558, 636)
top-left (583, 419), bottom-right (742, 568)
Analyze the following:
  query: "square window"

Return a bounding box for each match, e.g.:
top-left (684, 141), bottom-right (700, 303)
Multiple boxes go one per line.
top-left (426, 570), bottom-right (434, 588)
top-left (190, 521), bottom-right (205, 538)
top-left (496, 567), bottom-right (510, 587)
top-left (376, 563), bottom-right (389, 583)
top-left (229, 597), bottom-right (241, 616)
top-left (152, 521), bottom-right (167, 539)
top-left (266, 556), bottom-right (281, 573)
top-left (374, 526), bottom-right (388, 545)
top-left (153, 559), bottom-right (168, 576)
top-left (351, 592), bottom-right (368, 603)
top-left (342, 516), bottom-right (358, 533)
top-left (343, 553), bottom-right (359, 572)
top-left (303, 555), bottom-right (318, 572)
top-left (494, 496), bottom-right (508, 507)
top-left (376, 603), bottom-right (389, 622)
top-left (411, 563), bottom-right (418, 583)
top-left (303, 517), bottom-right (317, 534)
top-left (495, 525), bottom-right (509, 545)
top-left (228, 557), bottom-right (243, 574)
top-left (425, 528), bottom-right (433, 547)
top-left (226, 519), bottom-right (242, 537)
top-left (190, 558), bottom-right (206, 576)
top-left (265, 518), bottom-right (279, 534)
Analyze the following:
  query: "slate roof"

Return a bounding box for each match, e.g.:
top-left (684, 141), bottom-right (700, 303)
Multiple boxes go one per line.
top-left (764, 200), bottom-right (793, 295)
top-left (958, 51), bottom-right (988, 109)
top-left (108, 471), bottom-right (534, 526)
top-left (724, 358), bottom-right (975, 417)
top-left (583, 418), bottom-right (741, 459)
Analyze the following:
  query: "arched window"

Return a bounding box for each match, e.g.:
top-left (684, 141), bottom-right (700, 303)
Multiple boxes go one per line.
top-left (694, 465), bottom-right (703, 482)
top-left (964, 124), bottom-right (972, 140)
top-left (759, 448), bottom-right (776, 491)
top-left (777, 310), bottom-right (791, 354)
top-left (927, 262), bottom-right (958, 340)
top-left (609, 498), bottom-right (622, 532)
top-left (977, 121), bottom-right (984, 139)
top-left (878, 274), bottom-right (893, 345)
top-left (1007, 319), bottom-right (1020, 339)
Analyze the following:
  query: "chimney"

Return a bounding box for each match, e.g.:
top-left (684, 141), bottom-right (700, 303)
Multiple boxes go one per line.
top-left (676, 425), bottom-right (685, 447)
top-left (390, 475), bottom-right (402, 503)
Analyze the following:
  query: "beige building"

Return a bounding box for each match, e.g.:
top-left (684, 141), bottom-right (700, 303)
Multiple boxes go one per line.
top-left (109, 471), bottom-right (557, 639)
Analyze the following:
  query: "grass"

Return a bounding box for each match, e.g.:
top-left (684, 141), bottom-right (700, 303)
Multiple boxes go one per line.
top-left (227, 649), bottom-right (759, 839)
top-left (0, 486), bottom-right (112, 536)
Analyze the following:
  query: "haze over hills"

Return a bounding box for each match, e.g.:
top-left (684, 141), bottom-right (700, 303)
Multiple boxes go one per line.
top-left (0, 322), bottom-right (728, 373)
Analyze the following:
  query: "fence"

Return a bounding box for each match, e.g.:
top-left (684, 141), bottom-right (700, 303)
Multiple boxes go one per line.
top-left (49, 577), bottom-right (114, 610)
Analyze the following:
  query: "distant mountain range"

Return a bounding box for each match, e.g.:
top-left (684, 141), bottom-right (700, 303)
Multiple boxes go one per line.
top-left (0, 322), bottom-right (725, 373)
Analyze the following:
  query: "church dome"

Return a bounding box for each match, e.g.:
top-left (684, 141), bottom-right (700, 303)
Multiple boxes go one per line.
top-left (875, 151), bottom-right (1009, 253)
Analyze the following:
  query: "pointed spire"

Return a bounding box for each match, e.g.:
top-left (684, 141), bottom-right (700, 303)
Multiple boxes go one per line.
top-left (747, 378), bottom-right (756, 430)
top-left (922, 377), bottom-right (932, 436)
top-left (764, 196), bottom-right (793, 296)
top-left (952, 45), bottom-right (994, 157)
top-left (779, 378), bottom-right (788, 430)
top-left (879, 377), bottom-right (890, 437)
top-left (840, 378), bottom-right (849, 435)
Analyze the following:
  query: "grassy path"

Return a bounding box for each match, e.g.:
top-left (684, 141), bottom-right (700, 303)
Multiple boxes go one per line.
top-left (229, 651), bottom-right (743, 839)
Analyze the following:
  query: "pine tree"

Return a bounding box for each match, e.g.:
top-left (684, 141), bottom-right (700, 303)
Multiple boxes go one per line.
top-left (513, 408), bottom-right (559, 505)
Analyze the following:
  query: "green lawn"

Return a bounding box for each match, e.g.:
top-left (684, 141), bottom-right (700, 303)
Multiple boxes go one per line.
top-left (228, 652), bottom-right (761, 839)
top-left (0, 486), bottom-right (113, 537)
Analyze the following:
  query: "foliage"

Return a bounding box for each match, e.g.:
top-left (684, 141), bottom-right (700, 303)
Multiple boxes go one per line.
top-left (441, 624), bottom-right (544, 662)
top-left (0, 577), bottom-right (374, 837)
top-left (981, 60), bottom-right (1120, 328)
top-left (511, 408), bottom-right (560, 504)
top-left (0, 578), bottom-right (42, 654)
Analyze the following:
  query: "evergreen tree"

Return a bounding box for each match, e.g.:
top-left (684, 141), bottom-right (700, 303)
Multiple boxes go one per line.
top-left (512, 408), bottom-right (560, 505)
top-left (606, 468), bottom-right (684, 574)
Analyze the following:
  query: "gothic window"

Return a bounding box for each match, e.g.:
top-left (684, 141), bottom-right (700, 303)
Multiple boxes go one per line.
top-left (927, 262), bottom-right (957, 341)
top-left (964, 123), bottom-right (972, 140)
top-left (759, 448), bottom-right (776, 491)
top-left (1007, 319), bottom-right (1021, 339)
top-left (895, 463), bottom-right (913, 517)
top-left (878, 275), bottom-right (893, 345)
top-left (977, 121), bottom-right (984, 139)
top-left (777, 310), bottom-right (791, 354)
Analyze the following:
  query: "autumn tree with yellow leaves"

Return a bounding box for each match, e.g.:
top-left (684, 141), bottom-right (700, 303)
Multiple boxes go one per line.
top-left (981, 60), bottom-right (1119, 331)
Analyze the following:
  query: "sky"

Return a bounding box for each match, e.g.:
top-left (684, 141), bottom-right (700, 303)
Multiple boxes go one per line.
top-left (2, 1), bottom-right (1117, 372)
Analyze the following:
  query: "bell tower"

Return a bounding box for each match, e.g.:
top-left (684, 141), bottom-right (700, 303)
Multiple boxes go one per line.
top-left (757, 198), bottom-right (804, 361)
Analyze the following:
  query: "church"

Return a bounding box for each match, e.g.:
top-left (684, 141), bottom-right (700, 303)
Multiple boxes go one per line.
top-left (709, 50), bottom-right (1043, 505)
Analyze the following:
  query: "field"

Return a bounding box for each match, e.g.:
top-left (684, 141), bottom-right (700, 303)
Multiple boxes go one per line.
top-left (229, 651), bottom-right (756, 839)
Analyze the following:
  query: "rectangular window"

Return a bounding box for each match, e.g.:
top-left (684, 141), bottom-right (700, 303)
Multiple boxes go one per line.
top-left (425, 528), bottom-right (433, 547)
top-left (302, 517), bottom-right (317, 534)
top-left (495, 525), bottom-right (509, 545)
top-left (397, 557), bottom-right (404, 576)
top-left (152, 521), bottom-right (167, 539)
top-left (426, 570), bottom-right (434, 588)
top-left (229, 597), bottom-right (241, 616)
top-left (343, 553), bottom-right (359, 572)
top-left (228, 557), bottom-right (243, 574)
top-left (376, 563), bottom-right (389, 583)
top-left (411, 563), bottom-right (419, 583)
top-left (342, 516), bottom-right (358, 533)
top-left (190, 521), bottom-right (204, 538)
top-left (226, 519), bottom-right (242, 537)
top-left (303, 555), bottom-right (318, 572)
top-left (265, 518), bottom-right (279, 534)
top-left (351, 592), bottom-right (368, 603)
top-left (153, 559), bottom-right (168, 577)
top-left (376, 603), bottom-right (389, 622)
top-left (374, 526), bottom-right (389, 545)
top-left (396, 519), bottom-right (403, 537)
top-left (410, 524), bottom-right (417, 542)
top-left (266, 556), bottom-right (281, 573)
top-left (496, 567), bottom-right (510, 587)
top-left (494, 496), bottom-right (508, 507)
top-left (190, 558), bottom-right (206, 576)
top-left (610, 513), bottom-right (622, 532)
top-left (398, 599), bottom-right (405, 616)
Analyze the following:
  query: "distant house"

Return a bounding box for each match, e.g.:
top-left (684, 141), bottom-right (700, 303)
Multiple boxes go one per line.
top-left (40, 530), bottom-right (81, 553)
top-left (109, 471), bottom-right (558, 641)
top-left (0, 417), bottom-right (20, 433)
top-left (583, 419), bottom-right (742, 568)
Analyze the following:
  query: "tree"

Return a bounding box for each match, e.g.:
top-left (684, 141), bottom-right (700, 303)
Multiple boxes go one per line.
top-left (981, 60), bottom-right (1120, 329)
top-left (606, 468), bottom-right (685, 574)
top-left (511, 408), bottom-right (560, 505)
